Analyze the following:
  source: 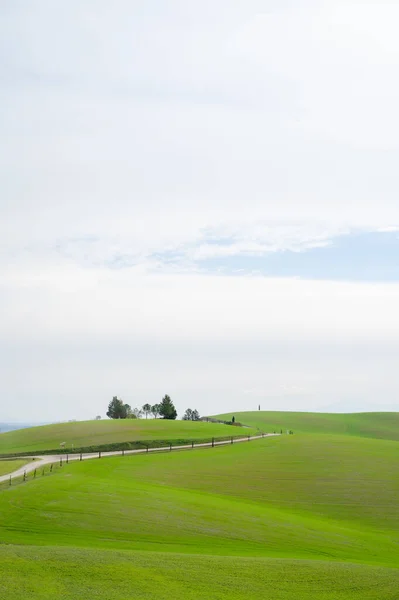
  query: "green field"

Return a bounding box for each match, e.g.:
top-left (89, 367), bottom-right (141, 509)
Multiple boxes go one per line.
top-left (214, 410), bottom-right (399, 441)
top-left (1, 412), bottom-right (398, 598)
top-left (0, 419), bottom-right (253, 455)
top-left (0, 546), bottom-right (397, 600)
top-left (0, 458), bottom-right (32, 476)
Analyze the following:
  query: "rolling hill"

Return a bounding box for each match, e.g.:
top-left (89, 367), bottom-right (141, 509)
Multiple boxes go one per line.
top-left (0, 418), bottom-right (254, 455)
top-left (1, 412), bottom-right (398, 599)
top-left (213, 410), bottom-right (399, 441)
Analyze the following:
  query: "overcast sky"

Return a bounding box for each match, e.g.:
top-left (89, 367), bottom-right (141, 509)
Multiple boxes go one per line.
top-left (1, 1), bottom-right (399, 422)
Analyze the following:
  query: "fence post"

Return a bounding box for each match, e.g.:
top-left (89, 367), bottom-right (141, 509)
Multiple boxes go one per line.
top-left (122, 449), bottom-right (124, 456)
top-left (34, 469), bottom-right (36, 478)
top-left (248, 435), bottom-right (250, 442)
top-left (9, 475), bottom-right (11, 486)
top-left (170, 443), bottom-right (172, 451)
top-left (99, 451), bottom-right (101, 459)
top-left (80, 453), bottom-right (82, 461)
top-left (50, 464), bottom-right (53, 472)
top-left (212, 438), bottom-right (214, 447)
top-left (146, 445), bottom-right (149, 453)
top-left (23, 470), bottom-right (26, 481)
top-left (66, 454), bottom-right (69, 464)
top-left (60, 457), bottom-right (63, 467)
top-left (262, 432), bottom-right (264, 438)
top-left (231, 436), bottom-right (233, 444)
top-left (192, 441), bottom-right (194, 449)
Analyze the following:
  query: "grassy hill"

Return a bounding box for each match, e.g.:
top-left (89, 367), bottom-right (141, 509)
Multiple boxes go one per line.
top-left (1, 412), bottom-right (398, 599)
top-left (213, 410), bottom-right (399, 441)
top-left (0, 419), bottom-right (254, 455)
top-left (0, 458), bottom-right (33, 477)
top-left (0, 430), bottom-right (398, 598)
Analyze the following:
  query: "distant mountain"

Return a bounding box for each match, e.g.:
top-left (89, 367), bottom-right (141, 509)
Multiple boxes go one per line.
top-left (0, 423), bottom-right (42, 433)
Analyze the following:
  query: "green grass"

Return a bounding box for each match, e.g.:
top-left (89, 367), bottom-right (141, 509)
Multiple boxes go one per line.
top-left (1, 546), bottom-right (398, 600)
top-left (0, 419), bottom-right (253, 455)
top-left (213, 410), bottom-right (399, 441)
top-left (1, 414), bottom-right (398, 598)
top-left (1, 436), bottom-right (398, 565)
top-left (0, 458), bottom-right (33, 476)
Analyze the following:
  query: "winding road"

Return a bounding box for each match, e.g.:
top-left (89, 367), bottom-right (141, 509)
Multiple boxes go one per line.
top-left (0, 433), bottom-right (279, 483)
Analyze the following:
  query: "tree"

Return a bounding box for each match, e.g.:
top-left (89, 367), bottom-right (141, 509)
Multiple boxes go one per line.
top-left (183, 408), bottom-right (193, 421)
top-left (183, 408), bottom-right (200, 421)
top-left (132, 407), bottom-right (143, 419)
top-left (159, 394), bottom-right (177, 420)
top-left (232, 416), bottom-right (235, 423)
top-left (106, 396), bottom-right (131, 419)
top-left (192, 409), bottom-right (200, 421)
top-left (124, 404), bottom-right (137, 419)
top-left (151, 403), bottom-right (161, 419)
top-left (142, 403), bottom-right (152, 419)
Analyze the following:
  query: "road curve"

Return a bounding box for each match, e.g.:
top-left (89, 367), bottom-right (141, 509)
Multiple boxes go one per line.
top-left (0, 433), bottom-right (279, 483)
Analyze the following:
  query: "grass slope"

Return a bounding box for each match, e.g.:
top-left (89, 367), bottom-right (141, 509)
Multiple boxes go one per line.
top-left (0, 436), bottom-right (398, 565)
top-left (0, 458), bottom-right (32, 476)
top-left (2, 417), bottom-right (398, 599)
top-left (213, 411), bottom-right (399, 441)
top-left (1, 546), bottom-right (398, 600)
top-left (0, 419), bottom-right (252, 455)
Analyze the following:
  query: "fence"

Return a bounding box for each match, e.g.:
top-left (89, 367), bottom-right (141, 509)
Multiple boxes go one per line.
top-left (0, 459), bottom-right (66, 492)
top-left (0, 431), bottom-right (275, 492)
top-left (0, 431), bottom-right (267, 459)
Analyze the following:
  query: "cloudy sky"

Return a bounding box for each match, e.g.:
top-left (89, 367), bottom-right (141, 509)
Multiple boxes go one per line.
top-left (1, 1), bottom-right (399, 422)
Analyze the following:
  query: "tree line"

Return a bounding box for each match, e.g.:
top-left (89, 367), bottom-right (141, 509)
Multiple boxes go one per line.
top-left (106, 395), bottom-right (201, 421)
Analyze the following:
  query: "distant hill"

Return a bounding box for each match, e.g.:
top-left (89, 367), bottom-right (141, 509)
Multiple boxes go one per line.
top-left (0, 423), bottom-right (43, 434)
top-left (0, 418), bottom-right (255, 455)
top-left (211, 411), bottom-right (399, 442)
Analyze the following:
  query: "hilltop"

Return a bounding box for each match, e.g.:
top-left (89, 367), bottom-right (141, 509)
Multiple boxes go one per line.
top-left (0, 418), bottom-right (255, 455)
top-left (211, 410), bottom-right (399, 441)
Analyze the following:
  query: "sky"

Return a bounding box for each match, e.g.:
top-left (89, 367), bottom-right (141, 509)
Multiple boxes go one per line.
top-left (1, 0), bottom-right (399, 422)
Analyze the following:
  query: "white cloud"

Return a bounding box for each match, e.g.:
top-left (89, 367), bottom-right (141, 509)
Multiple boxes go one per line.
top-left (1, 1), bottom-right (399, 419)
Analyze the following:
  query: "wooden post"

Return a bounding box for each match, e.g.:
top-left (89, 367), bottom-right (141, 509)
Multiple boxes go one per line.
top-left (248, 435), bottom-right (250, 441)
top-left (50, 464), bottom-right (53, 472)
top-left (170, 443), bottom-right (172, 451)
top-left (23, 471), bottom-right (26, 481)
top-left (146, 445), bottom-right (149, 453)
top-left (192, 441), bottom-right (194, 448)
top-left (212, 438), bottom-right (214, 447)
top-left (66, 454), bottom-right (69, 464)
top-left (99, 451), bottom-right (101, 459)
top-left (231, 436), bottom-right (233, 444)
top-left (122, 449), bottom-right (124, 456)
top-left (9, 475), bottom-right (11, 486)
top-left (80, 453), bottom-right (82, 461)
top-left (34, 469), bottom-right (36, 478)
top-left (60, 457), bottom-right (62, 467)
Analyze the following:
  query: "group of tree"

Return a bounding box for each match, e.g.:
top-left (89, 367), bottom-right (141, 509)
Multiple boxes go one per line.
top-left (182, 408), bottom-right (200, 421)
top-left (106, 395), bottom-right (177, 420)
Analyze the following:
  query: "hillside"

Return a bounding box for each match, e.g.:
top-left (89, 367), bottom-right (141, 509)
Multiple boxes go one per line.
top-left (0, 433), bottom-right (398, 599)
top-left (0, 418), bottom-right (254, 455)
top-left (212, 410), bottom-right (399, 441)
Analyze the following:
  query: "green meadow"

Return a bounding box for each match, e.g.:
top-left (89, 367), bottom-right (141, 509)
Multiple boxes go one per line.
top-left (0, 412), bottom-right (398, 598)
top-left (0, 458), bottom-right (32, 477)
top-left (0, 418), bottom-right (251, 455)
top-left (214, 410), bottom-right (399, 441)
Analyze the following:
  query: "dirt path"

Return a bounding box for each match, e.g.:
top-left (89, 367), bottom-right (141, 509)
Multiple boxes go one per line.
top-left (0, 433), bottom-right (279, 483)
